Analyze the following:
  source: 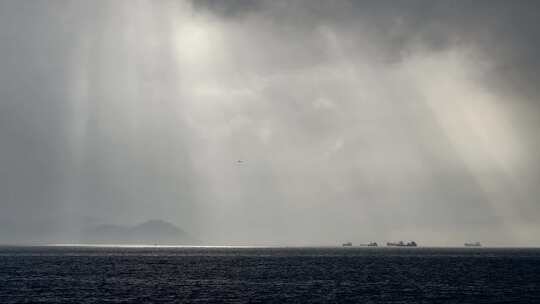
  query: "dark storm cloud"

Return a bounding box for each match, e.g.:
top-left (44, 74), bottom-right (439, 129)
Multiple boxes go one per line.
top-left (191, 0), bottom-right (262, 18)
top-left (192, 0), bottom-right (540, 97)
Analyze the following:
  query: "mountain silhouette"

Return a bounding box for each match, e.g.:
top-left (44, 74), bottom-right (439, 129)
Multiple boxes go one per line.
top-left (82, 219), bottom-right (195, 245)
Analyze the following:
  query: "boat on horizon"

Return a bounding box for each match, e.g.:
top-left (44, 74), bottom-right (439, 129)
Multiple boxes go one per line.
top-left (342, 242), bottom-right (352, 247)
top-left (386, 241), bottom-right (417, 247)
top-left (464, 242), bottom-right (482, 247)
top-left (359, 242), bottom-right (378, 247)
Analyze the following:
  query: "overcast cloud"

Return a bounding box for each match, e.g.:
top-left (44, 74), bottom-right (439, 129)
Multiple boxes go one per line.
top-left (1, 0), bottom-right (539, 245)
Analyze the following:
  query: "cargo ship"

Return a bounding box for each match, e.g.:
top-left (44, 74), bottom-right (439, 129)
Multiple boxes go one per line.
top-left (386, 241), bottom-right (417, 247)
top-left (359, 242), bottom-right (378, 247)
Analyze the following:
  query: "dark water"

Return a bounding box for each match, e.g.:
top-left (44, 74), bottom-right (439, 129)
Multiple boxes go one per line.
top-left (1, 246), bottom-right (539, 303)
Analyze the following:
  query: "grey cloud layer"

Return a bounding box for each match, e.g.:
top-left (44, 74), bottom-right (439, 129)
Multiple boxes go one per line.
top-left (194, 0), bottom-right (540, 96)
top-left (0, 0), bottom-right (539, 245)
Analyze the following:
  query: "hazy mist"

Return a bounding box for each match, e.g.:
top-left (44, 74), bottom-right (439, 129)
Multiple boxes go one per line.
top-left (1, 0), bottom-right (540, 246)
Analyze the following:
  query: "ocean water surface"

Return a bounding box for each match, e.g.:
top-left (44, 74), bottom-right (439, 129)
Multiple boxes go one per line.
top-left (1, 246), bottom-right (539, 303)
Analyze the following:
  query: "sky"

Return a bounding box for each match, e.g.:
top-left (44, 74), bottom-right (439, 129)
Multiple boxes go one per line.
top-left (1, 0), bottom-right (539, 246)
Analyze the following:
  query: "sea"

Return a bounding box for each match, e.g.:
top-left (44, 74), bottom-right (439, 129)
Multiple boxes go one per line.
top-left (1, 246), bottom-right (539, 303)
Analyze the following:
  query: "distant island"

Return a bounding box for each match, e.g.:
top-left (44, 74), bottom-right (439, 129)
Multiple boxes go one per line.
top-left (81, 219), bottom-right (195, 245)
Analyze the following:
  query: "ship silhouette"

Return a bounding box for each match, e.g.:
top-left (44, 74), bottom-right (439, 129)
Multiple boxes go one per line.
top-left (359, 242), bottom-right (378, 247)
top-left (386, 241), bottom-right (417, 247)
